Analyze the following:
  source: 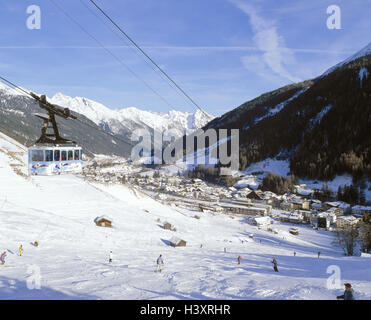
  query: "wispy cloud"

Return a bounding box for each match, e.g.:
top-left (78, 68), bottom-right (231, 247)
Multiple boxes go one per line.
top-left (229, 0), bottom-right (302, 83)
top-left (0, 45), bottom-right (353, 55)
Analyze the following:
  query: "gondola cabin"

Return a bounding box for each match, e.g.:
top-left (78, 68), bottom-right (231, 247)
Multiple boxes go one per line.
top-left (28, 145), bottom-right (82, 176)
top-left (27, 93), bottom-right (83, 176)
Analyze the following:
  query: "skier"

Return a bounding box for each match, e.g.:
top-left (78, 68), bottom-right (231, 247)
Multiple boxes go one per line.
top-left (337, 283), bottom-right (355, 300)
top-left (0, 251), bottom-right (6, 265)
top-left (19, 245), bottom-right (23, 256)
top-left (155, 254), bottom-right (164, 272)
top-left (318, 251), bottom-right (321, 258)
top-left (294, 251), bottom-right (296, 256)
top-left (271, 257), bottom-right (278, 272)
top-left (109, 251), bottom-right (113, 263)
top-left (237, 256), bottom-right (242, 265)
top-left (224, 247), bottom-right (226, 253)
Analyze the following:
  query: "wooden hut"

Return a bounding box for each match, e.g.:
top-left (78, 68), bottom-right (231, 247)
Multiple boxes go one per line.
top-left (289, 227), bottom-right (299, 235)
top-left (163, 221), bottom-right (173, 230)
top-left (94, 216), bottom-right (113, 228)
top-left (169, 236), bottom-right (187, 247)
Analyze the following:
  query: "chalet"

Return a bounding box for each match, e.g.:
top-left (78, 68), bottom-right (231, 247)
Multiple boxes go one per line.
top-left (169, 236), bottom-right (187, 247)
top-left (279, 213), bottom-right (303, 224)
top-left (296, 210), bottom-right (312, 223)
top-left (94, 216), bottom-right (113, 228)
top-left (248, 216), bottom-right (272, 227)
top-left (323, 201), bottom-right (350, 213)
top-left (336, 216), bottom-right (361, 229)
top-left (326, 207), bottom-right (344, 216)
top-left (246, 190), bottom-right (265, 201)
top-left (310, 213), bottom-right (331, 230)
top-left (290, 198), bottom-right (310, 210)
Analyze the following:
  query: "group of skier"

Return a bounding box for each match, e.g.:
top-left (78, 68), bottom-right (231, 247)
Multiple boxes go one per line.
top-left (0, 244), bottom-right (24, 266)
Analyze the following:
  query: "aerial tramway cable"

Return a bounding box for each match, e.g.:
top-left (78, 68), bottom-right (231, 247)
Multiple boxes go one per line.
top-left (87, 0), bottom-right (209, 118)
top-left (78, 0), bottom-right (188, 107)
top-left (49, 0), bottom-right (174, 111)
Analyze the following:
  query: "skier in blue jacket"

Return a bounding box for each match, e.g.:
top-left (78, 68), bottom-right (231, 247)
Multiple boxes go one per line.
top-left (337, 283), bottom-right (355, 300)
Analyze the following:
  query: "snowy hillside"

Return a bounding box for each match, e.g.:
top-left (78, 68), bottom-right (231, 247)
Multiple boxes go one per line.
top-left (0, 131), bottom-right (370, 300)
top-left (322, 42), bottom-right (371, 76)
top-left (50, 92), bottom-right (215, 140)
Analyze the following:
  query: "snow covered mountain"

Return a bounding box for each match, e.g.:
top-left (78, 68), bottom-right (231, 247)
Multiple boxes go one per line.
top-left (50, 92), bottom-right (215, 141)
top-left (0, 82), bottom-right (133, 157)
top-left (200, 42), bottom-right (371, 181)
top-left (1, 131), bottom-right (370, 300)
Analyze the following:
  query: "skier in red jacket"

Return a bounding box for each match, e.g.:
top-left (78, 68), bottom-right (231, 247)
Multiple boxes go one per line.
top-left (0, 251), bottom-right (6, 265)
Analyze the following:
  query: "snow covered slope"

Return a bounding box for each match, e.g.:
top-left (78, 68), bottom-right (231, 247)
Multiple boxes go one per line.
top-left (322, 42), bottom-right (371, 76)
top-left (0, 132), bottom-right (370, 300)
top-left (50, 92), bottom-right (215, 140)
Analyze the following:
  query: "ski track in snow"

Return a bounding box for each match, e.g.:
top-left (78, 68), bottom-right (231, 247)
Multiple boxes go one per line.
top-left (0, 133), bottom-right (371, 300)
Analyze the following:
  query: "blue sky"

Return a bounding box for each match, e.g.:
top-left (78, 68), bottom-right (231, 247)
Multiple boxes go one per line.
top-left (0, 0), bottom-right (370, 115)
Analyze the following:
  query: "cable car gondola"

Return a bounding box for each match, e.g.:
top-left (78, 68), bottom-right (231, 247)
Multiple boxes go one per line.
top-left (28, 93), bottom-right (83, 176)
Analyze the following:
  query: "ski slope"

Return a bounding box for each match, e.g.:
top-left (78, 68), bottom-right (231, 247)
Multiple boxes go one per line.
top-left (0, 132), bottom-right (370, 300)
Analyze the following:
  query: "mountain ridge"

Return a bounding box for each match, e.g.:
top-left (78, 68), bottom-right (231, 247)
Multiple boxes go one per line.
top-left (199, 42), bottom-right (371, 181)
top-left (50, 92), bottom-right (215, 141)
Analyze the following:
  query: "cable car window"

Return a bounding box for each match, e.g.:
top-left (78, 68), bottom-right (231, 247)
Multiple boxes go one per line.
top-left (54, 150), bottom-right (60, 161)
top-left (68, 150), bottom-right (73, 161)
top-left (74, 150), bottom-right (80, 160)
top-left (61, 151), bottom-right (67, 161)
top-left (45, 150), bottom-right (53, 162)
top-left (31, 150), bottom-right (44, 162)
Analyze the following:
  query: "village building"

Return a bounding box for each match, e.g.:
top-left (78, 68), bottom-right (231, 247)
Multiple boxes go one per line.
top-left (248, 216), bottom-right (273, 227)
top-left (279, 212), bottom-right (304, 224)
top-left (323, 201), bottom-right (351, 213)
top-left (219, 203), bottom-right (268, 216)
top-left (310, 212), bottom-right (331, 230)
top-left (290, 198), bottom-right (310, 210)
top-left (280, 201), bottom-right (291, 211)
top-left (310, 200), bottom-right (323, 211)
top-left (295, 210), bottom-right (312, 223)
top-left (336, 216), bottom-right (361, 229)
top-left (325, 207), bottom-right (344, 216)
top-left (245, 190), bottom-right (265, 202)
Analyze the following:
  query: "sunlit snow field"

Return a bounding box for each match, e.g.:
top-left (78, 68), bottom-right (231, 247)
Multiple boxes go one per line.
top-left (0, 132), bottom-right (370, 300)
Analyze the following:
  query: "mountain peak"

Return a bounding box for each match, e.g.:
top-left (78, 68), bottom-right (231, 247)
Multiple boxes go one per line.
top-left (49, 92), bottom-right (215, 139)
